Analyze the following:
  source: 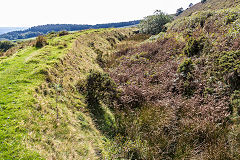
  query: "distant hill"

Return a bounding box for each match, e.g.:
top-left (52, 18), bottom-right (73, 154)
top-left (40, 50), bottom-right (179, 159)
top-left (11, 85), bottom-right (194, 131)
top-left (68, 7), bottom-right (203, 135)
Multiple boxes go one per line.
top-left (0, 27), bottom-right (27, 35)
top-left (0, 20), bottom-right (140, 40)
top-left (177, 0), bottom-right (240, 18)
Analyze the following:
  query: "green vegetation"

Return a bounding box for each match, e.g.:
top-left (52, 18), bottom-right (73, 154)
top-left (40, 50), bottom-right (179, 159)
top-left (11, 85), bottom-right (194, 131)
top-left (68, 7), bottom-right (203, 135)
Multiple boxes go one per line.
top-left (176, 0), bottom-right (240, 19)
top-left (0, 28), bottom-right (135, 159)
top-left (176, 7), bottom-right (184, 16)
top-left (138, 10), bottom-right (173, 35)
top-left (1, 0), bottom-right (240, 159)
top-left (178, 58), bottom-right (194, 76)
top-left (0, 21), bottom-right (140, 40)
top-left (183, 37), bottom-right (205, 57)
top-left (0, 41), bottom-right (14, 52)
top-left (85, 70), bottom-right (118, 136)
top-left (103, 2), bottom-right (240, 159)
top-left (35, 35), bottom-right (48, 48)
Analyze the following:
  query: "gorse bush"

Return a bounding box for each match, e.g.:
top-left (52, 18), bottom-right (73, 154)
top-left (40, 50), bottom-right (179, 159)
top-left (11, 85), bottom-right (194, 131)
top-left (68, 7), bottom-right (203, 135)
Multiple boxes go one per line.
top-left (230, 90), bottom-right (240, 115)
top-left (215, 50), bottom-right (240, 90)
top-left (178, 58), bottom-right (194, 75)
top-left (183, 37), bottom-right (205, 57)
top-left (178, 58), bottom-right (195, 96)
top-left (0, 41), bottom-right (15, 52)
top-left (96, 51), bottom-right (105, 68)
top-left (35, 35), bottom-right (48, 48)
top-left (86, 70), bottom-right (118, 110)
top-left (138, 10), bottom-right (173, 35)
top-left (85, 70), bottom-right (118, 136)
top-left (216, 51), bottom-right (240, 75)
top-left (58, 30), bottom-right (69, 36)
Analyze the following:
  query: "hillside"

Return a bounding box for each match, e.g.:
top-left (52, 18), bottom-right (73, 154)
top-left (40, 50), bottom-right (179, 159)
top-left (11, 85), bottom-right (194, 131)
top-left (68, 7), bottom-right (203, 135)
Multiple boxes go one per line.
top-left (178, 0), bottom-right (240, 18)
top-left (0, 27), bottom-right (27, 35)
top-left (0, 21), bottom-right (140, 41)
top-left (0, 28), bottom-right (140, 159)
top-left (103, 3), bottom-right (240, 159)
top-left (1, 0), bottom-right (240, 159)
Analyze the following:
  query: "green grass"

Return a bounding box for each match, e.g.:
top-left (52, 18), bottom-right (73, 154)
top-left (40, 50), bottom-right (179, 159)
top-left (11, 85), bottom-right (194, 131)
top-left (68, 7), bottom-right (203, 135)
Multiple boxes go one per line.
top-left (0, 28), bottom-right (135, 159)
top-left (0, 30), bottom-right (95, 159)
top-left (0, 32), bottom-right (77, 158)
top-left (0, 47), bottom-right (46, 159)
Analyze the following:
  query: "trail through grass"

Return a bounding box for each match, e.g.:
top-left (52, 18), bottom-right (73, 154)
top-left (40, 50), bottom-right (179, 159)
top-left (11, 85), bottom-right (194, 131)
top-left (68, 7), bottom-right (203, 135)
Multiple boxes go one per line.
top-left (0, 33), bottom-right (76, 159)
top-left (0, 28), bottom-right (135, 159)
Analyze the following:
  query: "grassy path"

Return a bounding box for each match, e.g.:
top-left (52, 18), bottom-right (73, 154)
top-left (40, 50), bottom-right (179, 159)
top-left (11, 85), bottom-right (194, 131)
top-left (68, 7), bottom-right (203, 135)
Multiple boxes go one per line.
top-left (0, 47), bottom-right (44, 159)
top-left (0, 33), bottom-right (75, 158)
top-left (0, 28), bottom-right (134, 159)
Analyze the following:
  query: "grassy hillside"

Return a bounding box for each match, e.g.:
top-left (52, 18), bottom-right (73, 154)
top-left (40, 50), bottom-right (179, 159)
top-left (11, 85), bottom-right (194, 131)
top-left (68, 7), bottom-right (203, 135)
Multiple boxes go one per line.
top-left (1, 0), bottom-right (240, 159)
top-left (0, 21), bottom-right (140, 41)
top-left (0, 28), bottom-right (136, 159)
top-left (102, 4), bottom-right (240, 159)
top-left (178, 0), bottom-right (240, 18)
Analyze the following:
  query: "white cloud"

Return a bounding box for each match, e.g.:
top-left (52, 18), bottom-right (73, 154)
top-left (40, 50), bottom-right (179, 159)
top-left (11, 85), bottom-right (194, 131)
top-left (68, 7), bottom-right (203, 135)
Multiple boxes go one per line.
top-left (0, 0), bottom-right (200, 27)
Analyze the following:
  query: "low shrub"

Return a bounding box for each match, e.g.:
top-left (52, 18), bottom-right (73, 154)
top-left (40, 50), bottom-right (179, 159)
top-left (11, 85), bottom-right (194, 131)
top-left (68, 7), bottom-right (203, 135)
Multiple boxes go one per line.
top-left (0, 41), bottom-right (15, 52)
top-left (230, 90), bottom-right (240, 115)
top-left (96, 51), bottom-right (105, 68)
top-left (58, 30), bottom-right (69, 36)
top-left (215, 50), bottom-right (240, 90)
top-left (106, 37), bottom-right (116, 48)
top-left (35, 35), bottom-right (48, 48)
top-left (178, 58), bottom-right (196, 96)
top-left (86, 70), bottom-right (118, 109)
top-left (119, 85), bottom-right (146, 109)
top-left (217, 51), bottom-right (240, 74)
top-left (225, 13), bottom-right (238, 25)
top-left (183, 37), bottom-right (205, 57)
top-left (85, 70), bottom-right (118, 136)
top-left (178, 58), bottom-right (194, 76)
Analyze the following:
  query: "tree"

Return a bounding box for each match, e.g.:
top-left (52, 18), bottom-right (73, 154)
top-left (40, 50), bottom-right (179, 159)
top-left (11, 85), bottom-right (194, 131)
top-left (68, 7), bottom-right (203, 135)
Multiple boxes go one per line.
top-left (189, 3), bottom-right (193, 8)
top-left (176, 7), bottom-right (184, 16)
top-left (138, 10), bottom-right (173, 35)
top-left (201, 0), bottom-right (207, 3)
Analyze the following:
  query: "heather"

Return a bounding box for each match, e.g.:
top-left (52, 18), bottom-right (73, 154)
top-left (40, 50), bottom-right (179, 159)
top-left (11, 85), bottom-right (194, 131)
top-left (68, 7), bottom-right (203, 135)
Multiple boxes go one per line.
top-left (0, 0), bottom-right (240, 159)
top-left (104, 6), bottom-right (240, 159)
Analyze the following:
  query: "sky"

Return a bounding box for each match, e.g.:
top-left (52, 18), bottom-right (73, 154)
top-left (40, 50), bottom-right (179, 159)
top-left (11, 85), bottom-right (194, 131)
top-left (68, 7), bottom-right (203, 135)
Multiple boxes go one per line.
top-left (0, 0), bottom-right (200, 27)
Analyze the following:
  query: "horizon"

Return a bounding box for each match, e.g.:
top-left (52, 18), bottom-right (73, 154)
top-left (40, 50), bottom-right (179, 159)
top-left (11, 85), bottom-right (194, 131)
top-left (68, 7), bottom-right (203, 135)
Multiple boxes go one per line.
top-left (1, 0), bottom-right (200, 28)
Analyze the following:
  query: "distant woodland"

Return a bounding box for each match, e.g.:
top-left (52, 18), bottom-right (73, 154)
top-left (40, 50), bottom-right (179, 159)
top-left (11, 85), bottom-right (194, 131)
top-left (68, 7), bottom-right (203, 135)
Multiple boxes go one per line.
top-left (0, 20), bottom-right (140, 40)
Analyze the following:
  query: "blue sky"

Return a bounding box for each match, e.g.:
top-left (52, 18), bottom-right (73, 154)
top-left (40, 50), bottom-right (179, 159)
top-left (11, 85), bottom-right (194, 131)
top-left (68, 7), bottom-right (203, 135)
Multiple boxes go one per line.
top-left (0, 0), bottom-right (200, 27)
